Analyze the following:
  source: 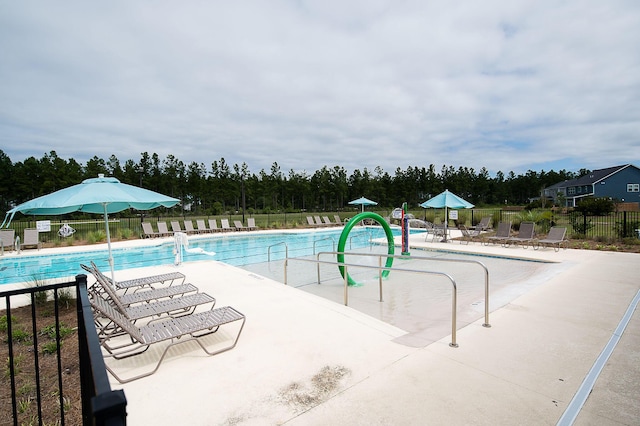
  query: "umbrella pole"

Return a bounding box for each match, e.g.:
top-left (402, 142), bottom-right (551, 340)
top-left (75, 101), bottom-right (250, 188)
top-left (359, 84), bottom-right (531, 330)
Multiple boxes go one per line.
top-left (443, 206), bottom-right (448, 242)
top-left (102, 204), bottom-right (115, 284)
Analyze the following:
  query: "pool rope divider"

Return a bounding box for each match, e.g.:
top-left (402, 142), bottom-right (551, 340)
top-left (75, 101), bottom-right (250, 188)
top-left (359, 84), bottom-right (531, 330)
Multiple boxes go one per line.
top-left (337, 212), bottom-right (395, 287)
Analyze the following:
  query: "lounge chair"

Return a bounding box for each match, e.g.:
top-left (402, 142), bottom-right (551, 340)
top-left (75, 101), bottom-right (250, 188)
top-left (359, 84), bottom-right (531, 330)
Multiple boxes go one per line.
top-left (88, 261), bottom-right (186, 293)
top-left (471, 216), bottom-right (492, 231)
top-left (424, 222), bottom-right (446, 242)
top-left (334, 215), bottom-right (343, 226)
top-left (306, 216), bottom-right (318, 227)
top-left (483, 221), bottom-right (512, 246)
top-left (157, 222), bottom-right (171, 236)
top-left (314, 216), bottom-right (325, 227)
top-left (90, 295), bottom-right (245, 383)
top-left (0, 229), bottom-right (15, 253)
top-left (247, 218), bottom-right (258, 230)
top-left (196, 219), bottom-right (210, 233)
top-left (533, 227), bottom-right (568, 251)
top-left (322, 216), bottom-right (337, 226)
top-left (208, 219), bottom-right (222, 233)
top-left (234, 220), bottom-right (248, 231)
top-left (19, 228), bottom-right (41, 251)
top-left (183, 220), bottom-right (197, 234)
top-left (141, 222), bottom-right (161, 238)
top-left (84, 264), bottom-right (216, 323)
top-left (220, 219), bottom-right (233, 232)
top-left (458, 225), bottom-right (481, 245)
top-left (170, 221), bottom-right (184, 233)
top-left (504, 222), bottom-right (536, 248)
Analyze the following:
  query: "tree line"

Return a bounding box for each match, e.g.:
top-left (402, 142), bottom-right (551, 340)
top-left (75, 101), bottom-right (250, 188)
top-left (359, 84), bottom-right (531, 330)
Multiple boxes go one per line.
top-left (0, 150), bottom-right (584, 215)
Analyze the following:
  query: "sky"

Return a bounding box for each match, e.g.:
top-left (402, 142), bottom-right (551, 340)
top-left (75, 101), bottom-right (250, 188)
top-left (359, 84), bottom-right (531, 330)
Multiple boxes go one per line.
top-left (1, 1), bottom-right (639, 177)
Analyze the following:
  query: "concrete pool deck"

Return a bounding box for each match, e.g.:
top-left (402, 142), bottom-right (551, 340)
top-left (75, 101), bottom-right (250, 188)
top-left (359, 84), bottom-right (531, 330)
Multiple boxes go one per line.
top-left (90, 230), bottom-right (638, 425)
top-left (4, 229), bottom-right (637, 424)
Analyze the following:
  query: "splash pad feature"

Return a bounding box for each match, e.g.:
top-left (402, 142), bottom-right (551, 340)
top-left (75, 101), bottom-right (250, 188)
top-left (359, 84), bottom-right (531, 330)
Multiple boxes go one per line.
top-left (337, 212), bottom-right (395, 286)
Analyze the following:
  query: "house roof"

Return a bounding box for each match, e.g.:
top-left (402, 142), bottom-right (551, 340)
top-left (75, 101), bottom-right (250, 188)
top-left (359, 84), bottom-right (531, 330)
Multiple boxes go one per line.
top-left (546, 164), bottom-right (634, 190)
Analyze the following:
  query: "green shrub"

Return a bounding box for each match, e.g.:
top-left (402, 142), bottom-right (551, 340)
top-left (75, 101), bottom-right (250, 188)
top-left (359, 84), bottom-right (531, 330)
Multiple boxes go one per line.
top-left (575, 197), bottom-right (615, 215)
top-left (11, 329), bottom-right (31, 342)
top-left (0, 315), bottom-right (16, 333)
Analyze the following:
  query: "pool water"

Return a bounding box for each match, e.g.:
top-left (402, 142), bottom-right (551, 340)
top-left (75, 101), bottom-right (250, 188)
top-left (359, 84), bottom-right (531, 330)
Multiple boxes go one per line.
top-left (0, 227), bottom-right (416, 285)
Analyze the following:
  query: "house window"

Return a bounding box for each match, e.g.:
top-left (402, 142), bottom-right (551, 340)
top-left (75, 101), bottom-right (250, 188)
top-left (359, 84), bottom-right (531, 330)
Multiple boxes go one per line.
top-left (568, 187), bottom-right (576, 195)
top-left (628, 183), bottom-right (640, 192)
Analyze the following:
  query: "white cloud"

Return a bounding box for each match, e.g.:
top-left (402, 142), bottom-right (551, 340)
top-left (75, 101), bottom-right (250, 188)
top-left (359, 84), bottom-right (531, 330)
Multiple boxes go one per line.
top-left (1, 0), bottom-right (638, 176)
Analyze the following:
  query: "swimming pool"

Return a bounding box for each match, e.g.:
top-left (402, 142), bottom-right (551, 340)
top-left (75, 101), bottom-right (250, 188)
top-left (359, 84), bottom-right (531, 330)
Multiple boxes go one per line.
top-left (0, 226), bottom-right (418, 286)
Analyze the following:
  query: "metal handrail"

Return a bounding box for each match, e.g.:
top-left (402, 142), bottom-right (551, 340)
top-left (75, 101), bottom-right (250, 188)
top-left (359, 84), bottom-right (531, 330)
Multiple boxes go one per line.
top-left (15, 235), bottom-right (20, 254)
top-left (313, 236), bottom-right (335, 254)
top-left (267, 241), bottom-right (288, 262)
top-left (285, 256), bottom-right (461, 347)
top-left (317, 251), bottom-right (491, 328)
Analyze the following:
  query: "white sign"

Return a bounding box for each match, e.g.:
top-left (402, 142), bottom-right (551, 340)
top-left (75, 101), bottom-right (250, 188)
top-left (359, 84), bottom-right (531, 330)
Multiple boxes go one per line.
top-left (36, 220), bottom-right (51, 232)
top-left (448, 210), bottom-right (458, 220)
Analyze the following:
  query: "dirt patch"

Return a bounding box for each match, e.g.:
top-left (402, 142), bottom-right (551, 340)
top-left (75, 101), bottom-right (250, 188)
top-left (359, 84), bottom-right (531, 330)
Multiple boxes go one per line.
top-left (0, 300), bottom-right (81, 426)
top-left (278, 365), bottom-right (351, 412)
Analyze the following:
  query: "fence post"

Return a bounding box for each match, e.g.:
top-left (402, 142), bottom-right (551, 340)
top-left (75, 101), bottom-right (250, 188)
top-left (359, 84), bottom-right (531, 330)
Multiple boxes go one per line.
top-left (623, 211), bottom-right (628, 238)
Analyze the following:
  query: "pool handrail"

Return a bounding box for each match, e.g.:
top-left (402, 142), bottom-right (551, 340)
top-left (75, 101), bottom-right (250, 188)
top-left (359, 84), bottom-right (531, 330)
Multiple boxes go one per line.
top-left (312, 236), bottom-right (336, 254)
top-left (285, 256), bottom-right (462, 347)
top-left (316, 250), bottom-right (491, 329)
top-left (267, 241), bottom-right (288, 262)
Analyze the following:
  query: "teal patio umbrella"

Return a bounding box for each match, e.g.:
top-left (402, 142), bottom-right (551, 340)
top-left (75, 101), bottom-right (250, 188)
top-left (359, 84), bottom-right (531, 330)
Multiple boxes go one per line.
top-left (420, 190), bottom-right (474, 242)
top-left (348, 196), bottom-right (378, 212)
top-left (2, 174), bottom-right (179, 281)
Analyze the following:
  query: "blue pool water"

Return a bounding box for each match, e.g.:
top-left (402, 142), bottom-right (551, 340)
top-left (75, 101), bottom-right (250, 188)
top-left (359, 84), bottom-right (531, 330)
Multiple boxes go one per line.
top-left (0, 227), bottom-right (417, 285)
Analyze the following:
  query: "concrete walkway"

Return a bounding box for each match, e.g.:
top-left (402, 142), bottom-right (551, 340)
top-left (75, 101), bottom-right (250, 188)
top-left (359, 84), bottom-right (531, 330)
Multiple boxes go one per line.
top-left (76, 231), bottom-right (639, 424)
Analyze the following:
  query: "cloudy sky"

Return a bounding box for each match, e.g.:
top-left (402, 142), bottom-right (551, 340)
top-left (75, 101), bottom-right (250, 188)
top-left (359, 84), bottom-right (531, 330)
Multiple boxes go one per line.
top-left (1, 1), bottom-right (639, 176)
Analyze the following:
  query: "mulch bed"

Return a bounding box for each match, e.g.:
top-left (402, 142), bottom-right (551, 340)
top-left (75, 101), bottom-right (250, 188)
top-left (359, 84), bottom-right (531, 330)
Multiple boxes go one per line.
top-left (0, 299), bottom-right (81, 426)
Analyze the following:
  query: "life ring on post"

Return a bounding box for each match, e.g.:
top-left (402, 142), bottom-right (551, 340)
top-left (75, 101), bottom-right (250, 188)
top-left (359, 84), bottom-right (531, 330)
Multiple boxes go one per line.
top-left (337, 212), bottom-right (395, 286)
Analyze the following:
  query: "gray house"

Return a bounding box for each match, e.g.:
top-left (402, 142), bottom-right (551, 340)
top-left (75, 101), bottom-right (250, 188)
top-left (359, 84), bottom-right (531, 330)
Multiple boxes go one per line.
top-left (543, 164), bottom-right (640, 208)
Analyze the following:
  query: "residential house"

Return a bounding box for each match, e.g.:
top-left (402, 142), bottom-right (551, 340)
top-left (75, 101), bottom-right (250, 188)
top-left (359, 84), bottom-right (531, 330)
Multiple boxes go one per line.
top-left (543, 164), bottom-right (640, 208)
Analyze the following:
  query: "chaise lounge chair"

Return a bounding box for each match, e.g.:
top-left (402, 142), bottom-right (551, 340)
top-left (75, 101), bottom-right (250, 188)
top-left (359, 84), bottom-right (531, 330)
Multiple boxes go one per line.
top-left (208, 219), bottom-right (221, 233)
top-left (19, 228), bottom-right (41, 251)
top-left (196, 219), bottom-right (210, 233)
top-left (87, 261), bottom-right (186, 293)
top-left (183, 220), bottom-right (198, 235)
top-left (157, 221), bottom-right (171, 237)
top-left (90, 295), bottom-right (245, 383)
top-left (458, 225), bottom-right (482, 245)
top-left (0, 229), bottom-right (15, 253)
top-left (533, 227), bottom-right (568, 251)
top-left (334, 215), bottom-right (343, 226)
top-left (483, 221), bottom-right (512, 246)
top-left (247, 218), bottom-right (258, 230)
top-left (471, 216), bottom-right (492, 231)
top-left (234, 220), bottom-right (248, 231)
top-left (504, 221), bottom-right (536, 248)
top-left (170, 221), bottom-right (184, 234)
top-left (141, 222), bottom-right (161, 238)
top-left (82, 263), bottom-right (215, 323)
top-left (220, 219), bottom-right (234, 232)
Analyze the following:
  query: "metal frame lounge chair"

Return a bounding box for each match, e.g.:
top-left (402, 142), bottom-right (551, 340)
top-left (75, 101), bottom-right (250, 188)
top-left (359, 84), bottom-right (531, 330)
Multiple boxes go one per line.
top-left (220, 219), bottom-right (234, 232)
top-left (334, 215), bottom-right (343, 226)
top-left (471, 216), bottom-right (492, 231)
top-left (504, 221), bottom-right (536, 248)
top-left (533, 227), bottom-right (568, 251)
top-left (233, 220), bottom-right (248, 231)
top-left (306, 216), bottom-right (318, 227)
top-left (247, 218), bottom-right (258, 230)
top-left (183, 220), bottom-right (198, 234)
top-left (157, 221), bottom-right (171, 236)
top-left (87, 268), bottom-right (215, 323)
top-left (208, 219), bottom-right (222, 232)
top-left (196, 219), bottom-right (210, 233)
top-left (88, 261), bottom-right (186, 293)
top-left (141, 222), bottom-right (161, 238)
top-left (0, 229), bottom-right (15, 253)
top-left (19, 228), bottom-right (41, 251)
top-left (483, 221), bottom-right (512, 246)
top-left (314, 216), bottom-right (325, 227)
top-left (458, 225), bottom-right (481, 244)
top-left (170, 221), bottom-right (184, 234)
top-left (90, 295), bottom-right (245, 383)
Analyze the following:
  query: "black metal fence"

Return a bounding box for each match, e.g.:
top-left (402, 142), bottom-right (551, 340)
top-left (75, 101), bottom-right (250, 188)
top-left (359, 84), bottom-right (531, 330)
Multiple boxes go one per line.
top-left (1, 275), bottom-right (127, 425)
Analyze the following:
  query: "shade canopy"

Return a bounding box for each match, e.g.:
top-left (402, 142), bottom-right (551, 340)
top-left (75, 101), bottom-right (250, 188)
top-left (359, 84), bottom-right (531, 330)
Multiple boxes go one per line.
top-left (3, 174), bottom-right (179, 281)
top-left (420, 190), bottom-right (474, 242)
top-left (348, 196), bottom-right (378, 212)
top-left (420, 190), bottom-right (474, 209)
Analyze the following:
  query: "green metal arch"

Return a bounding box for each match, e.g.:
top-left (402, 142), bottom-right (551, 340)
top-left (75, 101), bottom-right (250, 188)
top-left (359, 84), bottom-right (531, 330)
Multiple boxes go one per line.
top-left (337, 212), bottom-right (395, 286)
